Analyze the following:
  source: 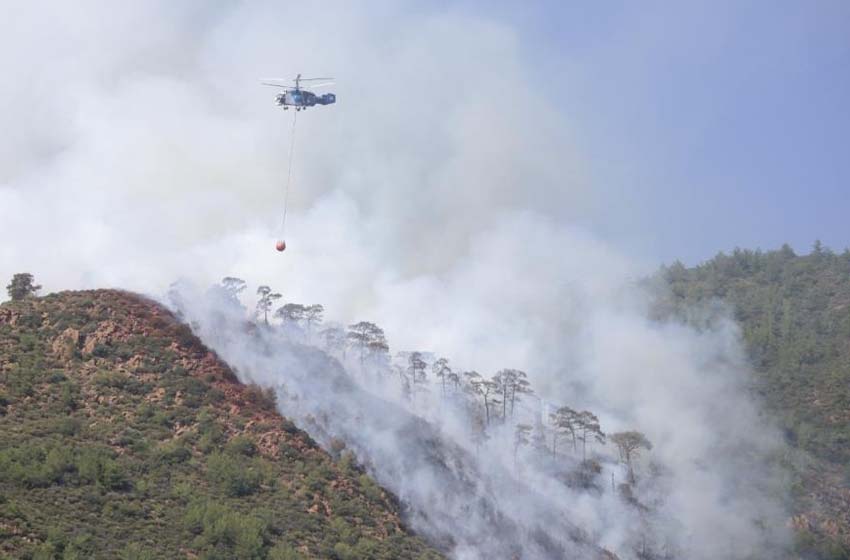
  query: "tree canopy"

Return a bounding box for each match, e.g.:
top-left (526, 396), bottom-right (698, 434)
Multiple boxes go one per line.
top-left (655, 244), bottom-right (850, 464)
top-left (6, 273), bottom-right (41, 301)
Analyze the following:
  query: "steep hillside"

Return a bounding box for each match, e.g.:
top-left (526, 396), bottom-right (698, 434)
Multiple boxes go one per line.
top-left (0, 290), bottom-right (443, 560)
top-left (655, 245), bottom-right (850, 559)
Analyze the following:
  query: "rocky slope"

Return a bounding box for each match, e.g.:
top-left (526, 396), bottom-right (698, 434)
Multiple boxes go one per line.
top-left (0, 290), bottom-right (443, 559)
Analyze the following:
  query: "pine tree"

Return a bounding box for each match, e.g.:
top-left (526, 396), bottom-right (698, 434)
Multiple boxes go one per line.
top-left (255, 286), bottom-right (282, 325)
top-left (6, 273), bottom-right (41, 301)
top-left (611, 431), bottom-right (652, 484)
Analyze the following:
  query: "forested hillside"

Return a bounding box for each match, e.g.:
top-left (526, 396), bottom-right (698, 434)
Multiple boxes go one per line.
top-left (658, 243), bottom-right (850, 463)
top-left (656, 243), bottom-right (850, 558)
top-left (0, 290), bottom-right (443, 560)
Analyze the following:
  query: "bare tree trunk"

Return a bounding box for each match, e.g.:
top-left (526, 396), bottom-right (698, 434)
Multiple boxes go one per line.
top-left (581, 430), bottom-right (587, 462)
top-left (502, 386), bottom-right (507, 421)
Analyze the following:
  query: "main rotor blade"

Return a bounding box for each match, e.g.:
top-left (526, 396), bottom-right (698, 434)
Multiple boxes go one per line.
top-left (302, 82), bottom-right (335, 90)
top-left (260, 81), bottom-right (289, 89)
top-left (297, 77), bottom-right (334, 81)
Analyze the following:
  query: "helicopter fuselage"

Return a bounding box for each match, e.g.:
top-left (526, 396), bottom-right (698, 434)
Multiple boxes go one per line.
top-left (275, 89), bottom-right (336, 109)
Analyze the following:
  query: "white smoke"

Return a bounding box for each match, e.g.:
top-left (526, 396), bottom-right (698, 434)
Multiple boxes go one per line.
top-left (1, 2), bottom-right (789, 558)
top-left (167, 260), bottom-right (789, 559)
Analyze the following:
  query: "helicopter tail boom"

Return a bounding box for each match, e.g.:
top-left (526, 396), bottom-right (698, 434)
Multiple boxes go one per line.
top-left (316, 93), bottom-right (336, 105)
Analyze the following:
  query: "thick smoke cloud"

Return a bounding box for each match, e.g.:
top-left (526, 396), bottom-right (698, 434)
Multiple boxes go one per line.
top-left (1, 2), bottom-right (789, 558)
top-left (1, 0), bottom-right (586, 291)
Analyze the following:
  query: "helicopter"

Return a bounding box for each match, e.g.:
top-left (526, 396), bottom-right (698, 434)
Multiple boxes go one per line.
top-left (260, 74), bottom-right (336, 111)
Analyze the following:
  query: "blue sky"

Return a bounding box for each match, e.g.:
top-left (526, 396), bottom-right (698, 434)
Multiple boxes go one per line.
top-left (454, 1), bottom-right (850, 264)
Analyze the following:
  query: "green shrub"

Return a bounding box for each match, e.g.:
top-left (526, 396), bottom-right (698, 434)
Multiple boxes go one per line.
top-left (59, 383), bottom-right (80, 411)
top-left (150, 410), bottom-right (174, 429)
top-left (329, 517), bottom-right (356, 546)
top-left (357, 475), bottom-right (383, 503)
top-left (43, 446), bottom-right (75, 482)
top-left (175, 377), bottom-right (207, 408)
top-left (91, 343), bottom-right (114, 358)
top-left (198, 432), bottom-right (223, 454)
top-left (206, 452), bottom-right (262, 497)
top-left (184, 500), bottom-right (228, 535)
top-left (32, 543), bottom-right (59, 560)
top-left (0, 391), bottom-right (9, 416)
top-left (332, 542), bottom-right (356, 560)
top-left (54, 417), bottom-right (81, 436)
top-left (100, 460), bottom-right (131, 491)
top-left (225, 436), bottom-right (257, 457)
top-left (353, 538), bottom-right (381, 558)
top-left (243, 384), bottom-right (277, 412)
top-left (268, 543), bottom-right (305, 560)
top-left (94, 371), bottom-right (144, 394)
top-left (76, 448), bottom-right (130, 491)
top-left (170, 480), bottom-right (194, 503)
top-left (119, 543), bottom-right (157, 560)
top-left (33, 530), bottom-right (94, 560)
top-left (173, 324), bottom-right (200, 349)
top-left (0, 444), bottom-right (74, 488)
top-left (18, 332), bottom-right (40, 350)
top-left (184, 500), bottom-right (268, 560)
top-left (115, 428), bottom-right (147, 452)
top-left (196, 413), bottom-right (225, 454)
top-left (280, 418), bottom-right (301, 435)
top-left (61, 532), bottom-right (95, 560)
top-left (204, 512), bottom-right (267, 559)
top-left (8, 372), bottom-right (35, 398)
top-left (154, 441), bottom-right (192, 466)
top-left (105, 499), bottom-right (144, 521)
top-left (203, 387), bottom-right (225, 405)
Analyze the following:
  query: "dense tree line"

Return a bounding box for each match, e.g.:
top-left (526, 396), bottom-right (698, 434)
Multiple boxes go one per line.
top-left (655, 243), bottom-right (850, 465)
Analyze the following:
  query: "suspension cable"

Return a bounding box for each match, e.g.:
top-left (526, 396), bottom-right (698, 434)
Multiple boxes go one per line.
top-left (281, 109), bottom-right (298, 236)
